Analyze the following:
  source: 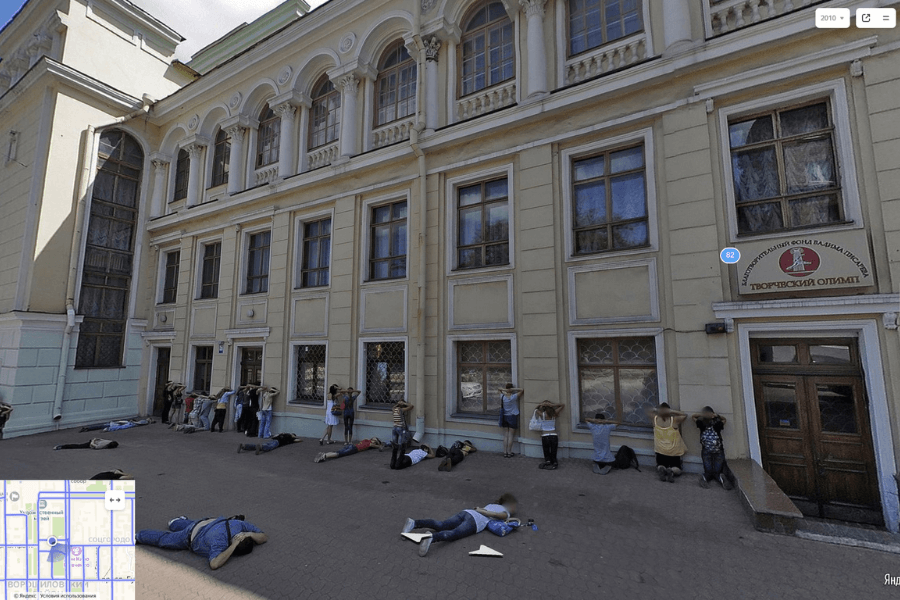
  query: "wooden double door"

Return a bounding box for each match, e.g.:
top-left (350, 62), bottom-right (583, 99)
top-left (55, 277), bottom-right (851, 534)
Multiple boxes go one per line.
top-left (751, 338), bottom-right (882, 526)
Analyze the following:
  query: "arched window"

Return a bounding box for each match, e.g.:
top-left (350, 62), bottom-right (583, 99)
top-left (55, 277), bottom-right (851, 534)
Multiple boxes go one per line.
top-left (309, 75), bottom-right (341, 150)
top-left (173, 148), bottom-right (189, 201)
top-left (256, 103), bottom-right (281, 167)
top-left (375, 42), bottom-right (417, 127)
top-left (211, 128), bottom-right (230, 187)
top-left (568, 0), bottom-right (642, 57)
top-left (76, 129), bottom-right (143, 368)
top-left (460, 2), bottom-right (514, 97)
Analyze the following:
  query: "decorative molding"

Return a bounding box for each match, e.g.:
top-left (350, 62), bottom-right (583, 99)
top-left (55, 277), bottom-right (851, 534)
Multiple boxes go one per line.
top-left (187, 114), bottom-right (200, 131)
top-left (519, 0), bottom-right (547, 18)
top-left (424, 36), bottom-right (442, 62)
top-left (151, 158), bottom-right (169, 170)
top-left (421, 0), bottom-right (438, 14)
top-left (448, 274), bottom-right (515, 331)
top-left (850, 59), bottom-right (864, 78)
top-left (224, 327), bottom-right (271, 341)
top-left (228, 92), bottom-right (243, 110)
top-left (882, 313), bottom-right (898, 331)
top-left (712, 294), bottom-right (900, 320)
top-left (277, 65), bottom-right (293, 86)
top-left (274, 102), bottom-right (297, 119)
top-left (184, 143), bottom-right (204, 158)
top-left (339, 32), bottom-right (357, 54)
top-left (339, 74), bottom-right (360, 94)
top-left (567, 258), bottom-right (660, 326)
top-left (225, 124), bottom-right (245, 142)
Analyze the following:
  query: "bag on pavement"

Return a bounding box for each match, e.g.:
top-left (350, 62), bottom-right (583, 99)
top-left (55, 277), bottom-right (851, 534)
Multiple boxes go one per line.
top-left (487, 519), bottom-right (521, 537)
top-left (613, 444), bottom-right (641, 471)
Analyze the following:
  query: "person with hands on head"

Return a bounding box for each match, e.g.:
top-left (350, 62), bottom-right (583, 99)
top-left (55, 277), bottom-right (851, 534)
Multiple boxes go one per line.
top-left (498, 383), bottom-right (523, 458)
top-left (389, 398), bottom-right (415, 469)
top-left (584, 413), bottom-right (619, 474)
top-left (136, 515), bottom-right (267, 570)
top-left (536, 400), bottom-right (565, 470)
top-left (648, 403), bottom-right (688, 483)
top-left (339, 387), bottom-right (362, 444)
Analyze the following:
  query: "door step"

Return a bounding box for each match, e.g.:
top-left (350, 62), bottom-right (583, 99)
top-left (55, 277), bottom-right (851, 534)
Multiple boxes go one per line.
top-left (729, 458), bottom-right (804, 535)
top-left (795, 519), bottom-right (900, 555)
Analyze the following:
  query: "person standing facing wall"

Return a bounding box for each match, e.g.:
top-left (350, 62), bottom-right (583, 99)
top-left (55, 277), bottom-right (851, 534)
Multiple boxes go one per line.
top-left (498, 383), bottom-right (523, 458)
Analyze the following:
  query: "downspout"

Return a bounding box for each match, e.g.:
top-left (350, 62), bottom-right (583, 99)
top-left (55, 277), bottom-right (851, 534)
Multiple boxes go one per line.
top-left (52, 98), bottom-right (153, 422)
top-left (410, 7), bottom-right (428, 443)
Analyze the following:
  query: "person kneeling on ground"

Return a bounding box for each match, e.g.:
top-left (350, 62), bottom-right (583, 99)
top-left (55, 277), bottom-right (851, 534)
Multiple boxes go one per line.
top-left (314, 437), bottom-right (383, 463)
top-left (648, 403), bottom-right (688, 483)
top-left (392, 444), bottom-right (436, 470)
top-left (401, 493), bottom-right (518, 557)
top-left (585, 413), bottom-right (618, 474)
top-left (237, 433), bottom-right (302, 455)
top-left (136, 515), bottom-right (267, 570)
top-left (54, 438), bottom-right (119, 450)
top-left (436, 440), bottom-right (477, 472)
top-left (692, 406), bottom-right (734, 490)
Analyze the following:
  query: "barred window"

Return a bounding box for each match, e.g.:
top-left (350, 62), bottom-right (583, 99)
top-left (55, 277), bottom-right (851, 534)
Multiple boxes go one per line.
top-left (364, 341), bottom-right (405, 405)
top-left (460, 2), bottom-right (514, 98)
top-left (299, 218), bottom-right (331, 288)
top-left (75, 129), bottom-right (142, 369)
top-left (256, 104), bottom-right (281, 168)
top-left (572, 144), bottom-right (648, 255)
top-left (376, 42), bottom-right (417, 127)
top-left (245, 231), bottom-right (270, 294)
top-left (728, 100), bottom-right (842, 235)
top-left (568, 0), bottom-right (642, 57)
top-left (161, 250), bottom-right (179, 304)
top-left (293, 344), bottom-right (327, 404)
top-left (193, 346), bottom-right (213, 395)
top-left (211, 128), bottom-right (230, 187)
top-left (309, 76), bottom-right (341, 150)
top-left (199, 242), bottom-right (221, 299)
top-left (457, 177), bottom-right (509, 269)
top-left (456, 340), bottom-right (512, 416)
top-left (370, 201), bottom-right (407, 280)
top-left (173, 148), bottom-right (189, 201)
top-left (577, 337), bottom-right (659, 426)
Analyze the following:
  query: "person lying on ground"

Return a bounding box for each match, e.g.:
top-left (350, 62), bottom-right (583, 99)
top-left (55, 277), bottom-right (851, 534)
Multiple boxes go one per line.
top-left (80, 418), bottom-right (154, 433)
top-left (90, 469), bottom-right (133, 480)
top-left (436, 440), bottom-right (477, 472)
top-left (314, 437), bottom-right (383, 463)
top-left (136, 515), bottom-right (267, 570)
top-left (391, 444), bottom-right (436, 470)
top-left (648, 403), bottom-right (688, 483)
top-left (692, 406), bottom-right (734, 490)
top-left (401, 493), bottom-right (518, 557)
top-left (237, 433), bottom-right (303, 455)
top-left (54, 438), bottom-right (119, 450)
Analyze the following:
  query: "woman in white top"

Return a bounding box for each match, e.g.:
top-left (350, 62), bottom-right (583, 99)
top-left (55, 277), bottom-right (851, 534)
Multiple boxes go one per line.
top-left (497, 383), bottom-right (523, 458)
top-left (320, 384), bottom-right (341, 445)
top-left (536, 400), bottom-right (565, 470)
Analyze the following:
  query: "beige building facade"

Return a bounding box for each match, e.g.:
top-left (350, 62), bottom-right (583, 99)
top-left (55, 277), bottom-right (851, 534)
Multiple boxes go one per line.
top-left (1, 0), bottom-right (899, 530)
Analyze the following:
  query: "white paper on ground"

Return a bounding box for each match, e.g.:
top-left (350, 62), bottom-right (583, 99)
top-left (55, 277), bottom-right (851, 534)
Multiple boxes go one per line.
top-left (469, 544), bottom-right (503, 557)
top-left (401, 532), bottom-right (433, 543)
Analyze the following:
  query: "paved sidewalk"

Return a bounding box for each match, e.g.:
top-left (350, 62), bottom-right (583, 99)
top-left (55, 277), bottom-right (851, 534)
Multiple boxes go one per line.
top-left (1, 424), bottom-right (897, 599)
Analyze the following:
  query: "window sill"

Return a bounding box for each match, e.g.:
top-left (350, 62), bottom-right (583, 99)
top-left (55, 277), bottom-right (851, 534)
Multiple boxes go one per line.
top-left (194, 296), bottom-right (218, 303)
top-left (359, 404), bottom-right (393, 412)
top-left (240, 291), bottom-right (269, 297)
top-left (731, 220), bottom-right (859, 243)
top-left (574, 423), bottom-right (653, 437)
top-left (292, 285), bottom-right (330, 294)
top-left (566, 245), bottom-right (655, 263)
top-left (73, 365), bottom-right (126, 371)
top-left (362, 275), bottom-right (408, 286)
top-left (449, 412), bottom-right (499, 422)
top-left (449, 263), bottom-right (513, 278)
top-left (289, 400), bottom-right (324, 407)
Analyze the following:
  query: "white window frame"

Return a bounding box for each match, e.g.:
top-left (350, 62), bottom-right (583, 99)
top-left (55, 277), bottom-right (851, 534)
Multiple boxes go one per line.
top-left (357, 336), bottom-right (409, 410)
top-left (566, 327), bottom-right (667, 434)
top-left (445, 332), bottom-right (518, 423)
top-left (289, 340), bottom-right (329, 406)
top-left (294, 208), bottom-right (335, 291)
top-left (238, 225), bottom-right (273, 296)
top-left (361, 191), bottom-right (412, 285)
top-left (561, 127), bottom-right (658, 262)
top-left (188, 343), bottom-right (216, 394)
top-left (156, 246), bottom-right (181, 305)
top-left (717, 79), bottom-right (863, 243)
top-left (194, 235), bottom-right (223, 301)
top-left (445, 163), bottom-right (516, 276)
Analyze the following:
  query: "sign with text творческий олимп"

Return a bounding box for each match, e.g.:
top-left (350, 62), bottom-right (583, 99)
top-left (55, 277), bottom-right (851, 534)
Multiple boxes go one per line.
top-left (737, 229), bottom-right (874, 295)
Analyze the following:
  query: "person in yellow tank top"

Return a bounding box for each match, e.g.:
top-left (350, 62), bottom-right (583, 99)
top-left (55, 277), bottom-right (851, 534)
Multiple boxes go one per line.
top-left (648, 403), bottom-right (688, 483)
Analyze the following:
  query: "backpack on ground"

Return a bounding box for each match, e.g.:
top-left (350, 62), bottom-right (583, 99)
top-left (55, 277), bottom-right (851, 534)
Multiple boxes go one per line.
top-left (613, 445), bottom-right (641, 471)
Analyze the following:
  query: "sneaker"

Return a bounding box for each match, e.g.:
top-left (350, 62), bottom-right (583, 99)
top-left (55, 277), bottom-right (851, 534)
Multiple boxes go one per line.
top-left (401, 518), bottom-right (415, 534)
top-left (720, 474), bottom-right (734, 491)
top-left (699, 475), bottom-right (709, 489)
top-left (237, 444), bottom-right (244, 454)
top-left (546, 463), bottom-right (558, 470)
top-left (438, 457), bottom-right (451, 472)
top-left (53, 445), bottom-right (62, 451)
top-left (167, 516), bottom-right (187, 528)
top-left (538, 462), bottom-right (549, 469)
top-left (255, 445), bottom-right (262, 455)
top-left (657, 465), bottom-right (667, 481)
top-left (314, 452), bottom-right (326, 463)
top-left (418, 536), bottom-right (432, 557)
top-left (666, 468), bottom-right (675, 483)
top-left (592, 463), bottom-right (602, 474)
top-left (598, 465), bottom-right (612, 475)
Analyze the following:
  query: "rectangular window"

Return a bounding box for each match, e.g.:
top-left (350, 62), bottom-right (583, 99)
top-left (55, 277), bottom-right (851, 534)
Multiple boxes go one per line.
top-left (299, 218), bottom-right (331, 288)
top-left (293, 344), bottom-right (326, 404)
top-left (199, 242), bottom-right (221, 299)
top-left (245, 231), bottom-right (270, 294)
top-left (363, 341), bottom-right (405, 405)
top-left (193, 346), bottom-right (214, 394)
top-left (456, 340), bottom-right (512, 416)
top-left (370, 201), bottom-right (407, 280)
top-left (161, 250), bottom-right (179, 304)
top-left (728, 100), bottom-right (842, 235)
top-left (577, 337), bottom-right (658, 426)
top-left (457, 178), bottom-right (509, 270)
top-left (568, 0), bottom-right (643, 57)
top-left (572, 144), bottom-right (648, 255)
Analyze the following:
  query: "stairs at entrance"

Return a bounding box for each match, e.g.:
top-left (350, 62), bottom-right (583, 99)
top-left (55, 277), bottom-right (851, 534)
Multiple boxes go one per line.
top-left (729, 458), bottom-right (803, 535)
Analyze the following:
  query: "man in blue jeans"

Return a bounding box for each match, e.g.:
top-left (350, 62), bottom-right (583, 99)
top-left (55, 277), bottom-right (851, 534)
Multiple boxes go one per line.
top-left (136, 515), bottom-right (267, 570)
top-left (237, 433), bottom-right (302, 455)
top-left (401, 493), bottom-right (517, 556)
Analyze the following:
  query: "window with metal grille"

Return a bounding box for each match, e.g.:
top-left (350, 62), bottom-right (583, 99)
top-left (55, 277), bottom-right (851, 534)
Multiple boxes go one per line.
top-left (193, 346), bottom-right (213, 394)
top-left (309, 76), bottom-right (341, 150)
top-left (728, 100), bottom-right (842, 235)
top-left (576, 337), bottom-right (659, 426)
top-left (173, 148), bottom-right (189, 201)
top-left (363, 341), bottom-right (405, 405)
top-left (375, 42), bottom-right (417, 127)
top-left (370, 200), bottom-right (407, 280)
top-left (161, 250), bottom-right (179, 304)
top-left (457, 177), bottom-right (509, 269)
top-left (245, 231), bottom-right (270, 294)
top-left (568, 0), bottom-right (643, 57)
top-left (293, 344), bottom-right (326, 404)
top-left (75, 129), bottom-right (142, 369)
top-left (456, 340), bottom-right (512, 416)
top-left (299, 218), bottom-right (331, 288)
top-left (572, 144), bottom-right (648, 255)
top-left (199, 242), bottom-right (221, 299)
top-left (460, 2), bottom-right (514, 98)
top-left (211, 128), bottom-right (230, 187)
top-left (256, 104), bottom-right (281, 167)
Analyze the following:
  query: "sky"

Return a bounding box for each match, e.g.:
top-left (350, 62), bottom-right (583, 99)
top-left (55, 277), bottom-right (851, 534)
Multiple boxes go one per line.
top-left (1, 0), bottom-right (330, 61)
